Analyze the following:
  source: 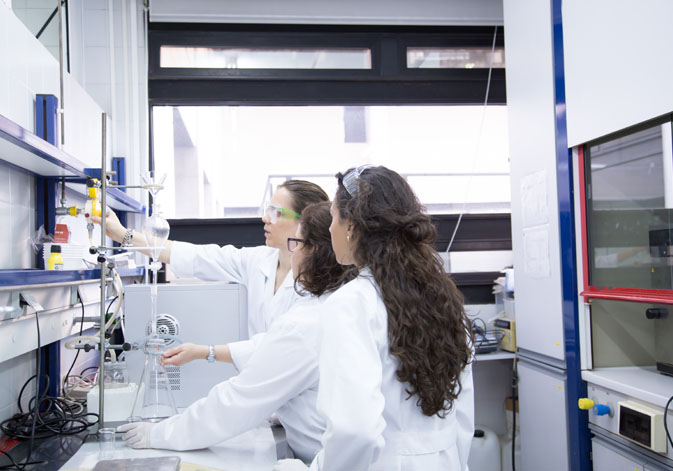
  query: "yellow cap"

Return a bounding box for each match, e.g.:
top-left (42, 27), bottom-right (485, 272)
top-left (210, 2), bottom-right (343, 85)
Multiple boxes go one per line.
top-left (69, 206), bottom-right (78, 217)
top-left (87, 178), bottom-right (99, 199)
top-left (578, 398), bottom-right (595, 410)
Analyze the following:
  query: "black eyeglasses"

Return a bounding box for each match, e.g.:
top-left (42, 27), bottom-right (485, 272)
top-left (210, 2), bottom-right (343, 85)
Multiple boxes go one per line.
top-left (287, 237), bottom-right (305, 252)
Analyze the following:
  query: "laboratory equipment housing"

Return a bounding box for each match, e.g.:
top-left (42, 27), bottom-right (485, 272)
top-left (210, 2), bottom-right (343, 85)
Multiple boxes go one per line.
top-left (0, 0), bottom-right (672, 470)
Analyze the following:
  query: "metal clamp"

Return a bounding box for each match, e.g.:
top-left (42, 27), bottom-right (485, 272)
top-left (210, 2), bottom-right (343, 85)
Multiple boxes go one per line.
top-left (19, 292), bottom-right (45, 314)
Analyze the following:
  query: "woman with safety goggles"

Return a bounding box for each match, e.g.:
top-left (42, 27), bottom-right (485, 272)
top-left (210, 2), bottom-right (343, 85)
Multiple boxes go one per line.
top-left (118, 202), bottom-right (356, 463)
top-left (93, 180), bottom-right (328, 367)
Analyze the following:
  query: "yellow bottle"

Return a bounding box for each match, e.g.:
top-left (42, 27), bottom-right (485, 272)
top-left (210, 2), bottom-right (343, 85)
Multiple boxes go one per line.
top-left (47, 245), bottom-right (64, 270)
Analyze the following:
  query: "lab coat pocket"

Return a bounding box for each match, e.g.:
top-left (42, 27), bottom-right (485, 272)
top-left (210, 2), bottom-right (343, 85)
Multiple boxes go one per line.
top-left (393, 426), bottom-right (457, 455)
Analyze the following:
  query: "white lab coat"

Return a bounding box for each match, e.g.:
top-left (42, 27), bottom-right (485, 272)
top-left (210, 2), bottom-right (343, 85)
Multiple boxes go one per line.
top-left (170, 241), bottom-right (300, 362)
top-left (310, 269), bottom-right (475, 471)
top-left (149, 294), bottom-right (326, 462)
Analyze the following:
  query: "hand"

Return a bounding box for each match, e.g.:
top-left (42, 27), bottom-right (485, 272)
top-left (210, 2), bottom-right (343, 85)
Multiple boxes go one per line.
top-left (161, 343), bottom-right (208, 367)
top-left (117, 422), bottom-right (155, 449)
top-left (91, 209), bottom-right (127, 243)
top-left (273, 459), bottom-right (309, 471)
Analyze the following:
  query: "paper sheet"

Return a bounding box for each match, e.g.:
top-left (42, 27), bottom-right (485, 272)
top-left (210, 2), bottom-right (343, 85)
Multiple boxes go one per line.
top-left (520, 170), bottom-right (549, 228)
top-left (523, 227), bottom-right (551, 278)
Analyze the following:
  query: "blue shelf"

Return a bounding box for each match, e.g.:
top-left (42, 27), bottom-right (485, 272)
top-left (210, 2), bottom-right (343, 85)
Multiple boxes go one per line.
top-left (0, 113), bottom-right (87, 177)
top-left (0, 269), bottom-right (101, 287)
top-left (0, 113), bottom-right (144, 213)
top-left (0, 267), bottom-right (144, 287)
top-left (116, 267), bottom-right (145, 278)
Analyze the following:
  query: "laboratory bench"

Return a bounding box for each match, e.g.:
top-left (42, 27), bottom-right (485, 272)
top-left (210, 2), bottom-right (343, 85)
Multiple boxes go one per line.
top-left (15, 422), bottom-right (290, 471)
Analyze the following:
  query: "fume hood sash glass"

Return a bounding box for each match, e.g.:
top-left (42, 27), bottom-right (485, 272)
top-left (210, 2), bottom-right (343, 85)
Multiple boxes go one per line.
top-left (583, 118), bottom-right (673, 292)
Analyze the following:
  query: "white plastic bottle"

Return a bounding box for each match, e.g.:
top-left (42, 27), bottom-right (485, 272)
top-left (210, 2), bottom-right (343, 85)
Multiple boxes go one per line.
top-left (468, 426), bottom-right (501, 471)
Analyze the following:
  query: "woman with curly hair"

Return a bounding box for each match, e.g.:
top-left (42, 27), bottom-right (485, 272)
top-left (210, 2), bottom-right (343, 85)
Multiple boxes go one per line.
top-left (300, 166), bottom-right (474, 470)
top-left (118, 202), bottom-right (355, 462)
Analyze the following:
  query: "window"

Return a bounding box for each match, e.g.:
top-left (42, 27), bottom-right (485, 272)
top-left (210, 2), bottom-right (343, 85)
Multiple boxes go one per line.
top-left (406, 47), bottom-right (505, 69)
top-left (160, 46), bottom-right (372, 69)
top-left (148, 24), bottom-right (508, 219)
top-left (152, 105), bottom-right (510, 219)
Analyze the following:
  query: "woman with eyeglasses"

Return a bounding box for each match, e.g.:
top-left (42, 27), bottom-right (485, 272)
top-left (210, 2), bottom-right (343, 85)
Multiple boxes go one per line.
top-left (93, 180), bottom-right (328, 367)
top-left (281, 166), bottom-right (474, 471)
top-left (118, 202), bottom-right (356, 460)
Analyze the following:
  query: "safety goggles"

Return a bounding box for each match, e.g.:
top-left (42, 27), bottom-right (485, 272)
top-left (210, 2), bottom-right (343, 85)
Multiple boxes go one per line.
top-left (287, 237), bottom-right (305, 252)
top-left (342, 164), bottom-right (374, 197)
top-left (264, 204), bottom-right (301, 224)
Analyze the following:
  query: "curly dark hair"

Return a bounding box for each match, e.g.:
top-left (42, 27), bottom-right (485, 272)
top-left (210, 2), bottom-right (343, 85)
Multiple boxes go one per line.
top-left (335, 166), bottom-right (473, 417)
top-left (278, 180), bottom-right (329, 214)
top-left (295, 202), bottom-right (357, 297)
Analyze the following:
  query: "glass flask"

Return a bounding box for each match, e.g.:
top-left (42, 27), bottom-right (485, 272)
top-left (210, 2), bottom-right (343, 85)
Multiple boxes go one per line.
top-left (143, 204), bottom-right (169, 336)
top-left (142, 204), bottom-right (170, 261)
top-left (130, 338), bottom-right (177, 422)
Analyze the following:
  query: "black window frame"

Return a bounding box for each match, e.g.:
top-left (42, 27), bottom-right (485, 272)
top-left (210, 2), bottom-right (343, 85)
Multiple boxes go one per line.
top-left (148, 23), bottom-right (506, 105)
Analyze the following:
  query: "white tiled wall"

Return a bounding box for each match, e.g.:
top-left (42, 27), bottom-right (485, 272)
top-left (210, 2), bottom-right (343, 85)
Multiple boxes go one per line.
top-left (0, 161), bottom-right (36, 269)
top-left (0, 2), bottom-right (59, 131)
top-left (1, 3), bottom-right (114, 167)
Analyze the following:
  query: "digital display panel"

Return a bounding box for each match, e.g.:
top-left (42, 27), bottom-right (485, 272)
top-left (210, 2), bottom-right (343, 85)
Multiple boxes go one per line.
top-left (619, 406), bottom-right (651, 447)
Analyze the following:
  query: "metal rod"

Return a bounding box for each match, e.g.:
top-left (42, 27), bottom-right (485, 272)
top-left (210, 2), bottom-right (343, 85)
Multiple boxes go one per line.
top-left (92, 245), bottom-right (160, 251)
top-left (57, 0), bottom-right (65, 146)
top-left (98, 113), bottom-right (107, 429)
top-left (108, 184), bottom-right (162, 190)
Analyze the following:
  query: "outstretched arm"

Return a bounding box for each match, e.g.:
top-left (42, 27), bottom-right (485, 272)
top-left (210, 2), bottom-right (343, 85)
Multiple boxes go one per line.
top-left (161, 343), bottom-right (233, 367)
top-left (91, 210), bottom-right (173, 263)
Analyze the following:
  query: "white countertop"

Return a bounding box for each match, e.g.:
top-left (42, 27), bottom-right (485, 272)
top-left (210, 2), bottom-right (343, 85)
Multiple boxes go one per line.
top-left (60, 424), bottom-right (279, 471)
top-left (582, 366), bottom-right (673, 409)
top-left (475, 351), bottom-right (516, 362)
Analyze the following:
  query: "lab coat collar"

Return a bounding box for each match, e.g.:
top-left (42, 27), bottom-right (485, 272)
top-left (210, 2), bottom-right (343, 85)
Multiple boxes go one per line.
top-left (358, 266), bottom-right (373, 278)
top-left (259, 248), bottom-right (279, 280)
top-left (259, 248), bottom-right (295, 291)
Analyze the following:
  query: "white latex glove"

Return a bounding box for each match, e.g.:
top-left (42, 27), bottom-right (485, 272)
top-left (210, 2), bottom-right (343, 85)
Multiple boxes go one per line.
top-left (272, 459), bottom-right (309, 471)
top-left (117, 422), bottom-right (155, 449)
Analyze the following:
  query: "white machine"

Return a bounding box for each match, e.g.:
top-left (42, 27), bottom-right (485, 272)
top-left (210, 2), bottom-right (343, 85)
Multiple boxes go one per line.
top-left (123, 281), bottom-right (248, 409)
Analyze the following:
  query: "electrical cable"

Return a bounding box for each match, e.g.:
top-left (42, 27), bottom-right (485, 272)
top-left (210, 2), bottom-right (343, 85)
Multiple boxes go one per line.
top-left (0, 311), bottom-right (44, 470)
top-left (0, 452), bottom-right (43, 470)
top-left (665, 393), bottom-right (673, 449)
top-left (0, 373), bottom-right (98, 440)
top-left (0, 312), bottom-right (98, 470)
top-left (62, 300), bottom-right (86, 395)
top-left (79, 366), bottom-right (98, 377)
top-left (471, 318), bottom-right (505, 353)
top-left (446, 25), bottom-right (499, 254)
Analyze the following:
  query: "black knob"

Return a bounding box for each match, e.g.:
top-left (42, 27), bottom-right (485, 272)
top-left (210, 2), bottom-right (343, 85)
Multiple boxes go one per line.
top-left (89, 247), bottom-right (97, 255)
top-left (646, 308), bottom-right (667, 319)
top-left (97, 255), bottom-right (106, 263)
top-left (107, 262), bottom-right (115, 270)
top-left (122, 342), bottom-right (131, 351)
top-left (83, 344), bottom-right (93, 352)
top-left (474, 429), bottom-right (485, 438)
